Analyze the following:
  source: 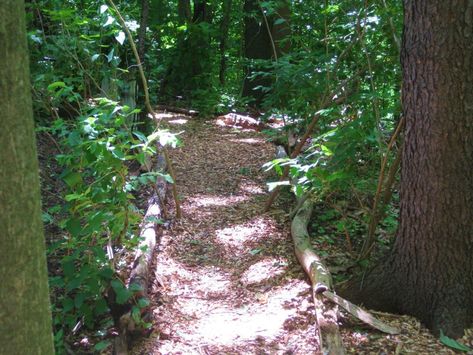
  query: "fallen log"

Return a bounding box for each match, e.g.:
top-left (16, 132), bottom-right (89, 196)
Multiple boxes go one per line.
top-left (113, 153), bottom-right (168, 355)
top-left (292, 198), bottom-right (345, 354)
top-left (291, 197), bottom-right (400, 354)
top-left (155, 104), bottom-right (199, 116)
top-left (323, 291), bottom-right (400, 335)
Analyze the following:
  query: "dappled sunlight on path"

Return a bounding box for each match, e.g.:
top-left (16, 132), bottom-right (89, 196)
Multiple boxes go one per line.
top-left (133, 116), bottom-right (317, 354)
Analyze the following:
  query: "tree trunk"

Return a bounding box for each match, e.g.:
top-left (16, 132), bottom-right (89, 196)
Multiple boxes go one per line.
top-left (138, 0), bottom-right (149, 64)
top-left (242, 0), bottom-right (272, 107)
top-left (342, 1), bottom-right (473, 338)
top-left (178, 0), bottom-right (191, 24)
top-left (219, 0), bottom-right (232, 85)
top-left (271, 0), bottom-right (291, 57)
top-left (0, 1), bottom-right (55, 353)
top-left (242, 0), bottom-right (290, 108)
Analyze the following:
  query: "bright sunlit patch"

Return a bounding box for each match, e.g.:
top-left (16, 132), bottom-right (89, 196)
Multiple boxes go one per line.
top-left (229, 138), bottom-right (263, 145)
top-left (215, 217), bottom-right (275, 248)
top-left (168, 118), bottom-right (188, 125)
top-left (240, 258), bottom-right (287, 286)
top-left (186, 194), bottom-right (249, 208)
top-left (193, 266), bottom-right (231, 294)
top-left (150, 112), bottom-right (174, 119)
top-left (180, 282), bottom-right (308, 346)
top-left (238, 181), bottom-right (265, 194)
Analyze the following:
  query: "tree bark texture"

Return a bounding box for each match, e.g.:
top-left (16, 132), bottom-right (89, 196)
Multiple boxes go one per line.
top-left (219, 0), bottom-right (232, 85)
top-left (344, 1), bottom-right (473, 337)
top-left (178, 0), bottom-right (191, 24)
top-left (0, 1), bottom-right (55, 353)
top-left (242, 0), bottom-right (290, 107)
top-left (138, 0), bottom-right (149, 64)
top-left (242, 0), bottom-right (273, 106)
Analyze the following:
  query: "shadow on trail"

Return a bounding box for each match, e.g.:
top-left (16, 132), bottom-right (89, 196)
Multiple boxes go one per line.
top-left (134, 117), bottom-right (318, 354)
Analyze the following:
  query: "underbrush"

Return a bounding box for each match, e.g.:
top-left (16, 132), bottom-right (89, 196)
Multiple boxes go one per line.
top-left (37, 97), bottom-right (177, 353)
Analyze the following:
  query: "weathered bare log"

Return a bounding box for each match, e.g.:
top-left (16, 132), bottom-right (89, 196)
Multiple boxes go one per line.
top-left (155, 104), bottom-right (199, 116)
top-left (291, 198), bottom-right (345, 355)
top-left (291, 197), bottom-right (400, 353)
top-left (114, 153), bottom-right (168, 355)
top-left (323, 291), bottom-right (400, 335)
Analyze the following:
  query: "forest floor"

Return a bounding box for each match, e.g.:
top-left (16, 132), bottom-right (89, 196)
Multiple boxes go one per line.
top-left (129, 113), bottom-right (465, 355)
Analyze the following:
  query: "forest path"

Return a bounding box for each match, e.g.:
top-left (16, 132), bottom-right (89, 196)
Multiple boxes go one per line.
top-left (133, 114), bottom-right (318, 354)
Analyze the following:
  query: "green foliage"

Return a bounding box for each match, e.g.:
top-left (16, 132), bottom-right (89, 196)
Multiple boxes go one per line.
top-left (439, 330), bottom-right (472, 352)
top-left (43, 95), bottom-right (174, 351)
top-left (26, 2), bottom-right (181, 350)
top-left (160, 22), bottom-right (220, 115)
top-left (263, 0), bottom-right (402, 251)
top-left (28, 0), bottom-right (407, 350)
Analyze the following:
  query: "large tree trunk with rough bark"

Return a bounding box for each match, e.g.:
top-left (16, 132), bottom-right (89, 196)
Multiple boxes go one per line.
top-left (0, 1), bottom-right (55, 353)
top-left (342, 1), bottom-right (473, 338)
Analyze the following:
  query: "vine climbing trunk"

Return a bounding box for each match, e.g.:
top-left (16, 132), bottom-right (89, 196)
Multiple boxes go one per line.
top-left (341, 0), bottom-right (473, 338)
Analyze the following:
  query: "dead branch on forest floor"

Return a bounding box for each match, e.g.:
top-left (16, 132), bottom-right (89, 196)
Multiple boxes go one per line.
top-left (292, 198), bottom-right (345, 354)
top-left (291, 197), bottom-right (399, 354)
top-left (113, 153), bottom-right (168, 355)
top-left (155, 104), bottom-right (199, 116)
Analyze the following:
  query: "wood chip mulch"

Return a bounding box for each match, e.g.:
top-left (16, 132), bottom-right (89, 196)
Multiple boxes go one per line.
top-left (131, 113), bottom-right (471, 355)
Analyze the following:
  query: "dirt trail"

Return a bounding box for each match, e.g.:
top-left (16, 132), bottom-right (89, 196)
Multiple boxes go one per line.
top-left (133, 115), bottom-right (318, 354)
top-left (130, 114), bottom-right (463, 355)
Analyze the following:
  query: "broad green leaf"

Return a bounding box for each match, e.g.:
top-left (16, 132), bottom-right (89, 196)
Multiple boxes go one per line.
top-left (65, 193), bottom-right (82, 201)
top-left (62, 259), bottom-right (75, 278)
top-left (439, 330), bottom-right (471, 352)
top-left (98, 267), bottom-right (114, 280)
top-left (94, 299), bottom-right (109, 316)
top-left (42, 212), bottom-right (53, 224)
top-left (133, 131), bottom-right (147, 142)
top-left (111, 279), bottom-right (132, 304)
top-left (106, 48), bottom-right (115, 63)
top-left (137, 298), bottom-right (150, 308)
top-left (47, 81), bottom-right (66, 91)
top-left (115, 31), bottom-right (126, 45)
top-left (129, 283), bottom-right (143, 292)
top-left (66, 218), bottom-right (82, 237)
top-left (104, 15), bottom-right (115, 27)
top-left (63, 171), bottom-right (82, 187)
top-left (74, 293), bottom-right (86, 309)
top-left (131, 305), bottom-right (141, 322)
top-left (94, 340), bottom-right (111, 351)
top-left (99, 5), bottom-right (108, 14)
top-left (112, 148), bottom-right (125, 160)
top-left (144, 215), bottom-right (163, 224)
top-left (62, 297), bottom-right (74, 312)
top-left (267, 181), bottom-right (290, 192)
top-left (274, 18), bottom-right (286, 25)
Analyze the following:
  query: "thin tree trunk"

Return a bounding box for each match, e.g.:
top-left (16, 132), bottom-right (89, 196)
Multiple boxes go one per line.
top-left (219, 0), bottom-right (232, 85)
top-left (0, 1), bottom-right (55, 353)
top-left (242, 0), bottom-right (273, 106)
top-left (138, 0), bottom-right (149, 64)
top-left (178, 0), bottom-right (191, 24)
